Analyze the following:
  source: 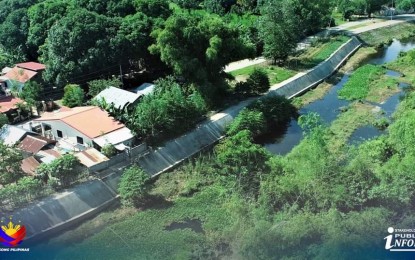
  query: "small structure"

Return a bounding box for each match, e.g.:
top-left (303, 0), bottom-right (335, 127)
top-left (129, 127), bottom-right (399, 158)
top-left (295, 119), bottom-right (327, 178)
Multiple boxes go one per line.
top-left (0, 96), bottom-right (30, 124)
top-left (75, 148), bottom-right (109, 168)
top-left (34, 106), bottom-right (134, 151)
top-left (130, 82), bottom-right (155, 97)
top-left (18, 135), bottom-right (56, 155)
top-left (94, 87), bottom-right (140, 110)
top-left (0, 124), bottom-right (32, 146)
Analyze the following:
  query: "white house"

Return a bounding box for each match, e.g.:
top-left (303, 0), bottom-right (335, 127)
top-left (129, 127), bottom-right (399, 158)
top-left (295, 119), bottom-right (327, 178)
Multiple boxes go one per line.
top-left (34, 106), bottom-right (134, 151)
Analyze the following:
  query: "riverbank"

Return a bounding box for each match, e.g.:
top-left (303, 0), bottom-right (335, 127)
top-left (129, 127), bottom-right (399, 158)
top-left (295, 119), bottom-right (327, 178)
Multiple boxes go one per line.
top-left (21, 23), bottom-right (415, 260)
top-left (291, 21), bottom-right (415, 109)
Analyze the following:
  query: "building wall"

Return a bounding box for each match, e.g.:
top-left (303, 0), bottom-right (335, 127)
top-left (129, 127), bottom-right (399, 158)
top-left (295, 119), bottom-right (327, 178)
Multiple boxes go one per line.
top-left (38, 120), bottom-right (93, 146)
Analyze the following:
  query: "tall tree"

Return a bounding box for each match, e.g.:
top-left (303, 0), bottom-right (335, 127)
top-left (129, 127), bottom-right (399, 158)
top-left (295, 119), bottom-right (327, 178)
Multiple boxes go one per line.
top-left (150, 13), bottom-right (253, 90)
top-left (27, 0), bottom-right (70, 58)
top-left (40, 9), bottom-right (120, 86)
top-left (0, 141), bottom-right (24, 185)
top-left (258, 0), bottom-right (300, 63)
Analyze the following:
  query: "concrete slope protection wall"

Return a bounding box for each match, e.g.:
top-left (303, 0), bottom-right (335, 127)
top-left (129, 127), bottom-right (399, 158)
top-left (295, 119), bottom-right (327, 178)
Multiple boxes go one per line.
top-left (8, 179), bottom-right (118, 243)
top-left (7, 37), bottom-right (361, 243)
top-left (270, 36), bottom-right (361, 98)
top-left (138, 37), bottom-right (362, 176)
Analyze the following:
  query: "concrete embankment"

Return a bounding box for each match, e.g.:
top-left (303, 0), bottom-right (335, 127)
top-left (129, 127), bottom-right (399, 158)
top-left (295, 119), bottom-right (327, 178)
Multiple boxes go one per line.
top-left (9, 37), bottom-right (362, 243)
top-left (138, 36), bottom-right (362, 175)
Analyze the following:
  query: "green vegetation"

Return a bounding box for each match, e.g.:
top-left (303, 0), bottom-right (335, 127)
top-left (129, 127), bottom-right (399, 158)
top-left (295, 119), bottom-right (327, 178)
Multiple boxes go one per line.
top-left (0, 141), bottom-right (24, 185)
top-left (119, 165), bottom-right (151, 207)
top-left (359, 22), bottom-right (415, 46)
top-left (36, 154), bottom-right (83, 188)
top-left (235, 68), bottom-right (270, 95)
top-left (131, 77), bottom-right (207, 141)
top-left (226, 109), bottom-right (267, 137)
top-left (296, 35), bottom-right (350, 68)
top-left (101, 144), bottom-right (117, 158)
top-left (338, 64), bottom-right (385, 100)
top-left (62, 84), bottom-right (85, 108)
top-left (230, 64), bottom-right (296, 85)
top-left (87, 77), bottom-right (122, 97)
top-left (0, 113), bottom-right (8, 128)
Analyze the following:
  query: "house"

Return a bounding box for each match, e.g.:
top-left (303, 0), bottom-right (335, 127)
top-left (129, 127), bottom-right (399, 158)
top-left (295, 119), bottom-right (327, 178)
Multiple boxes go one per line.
top-left (2, 62), bottom-right (46, 90)
top-left (0, 124), bottom-right (32, 146)
top-left (130, 82), bottom-right (155, 97)
top-left (0, 96), bottom-right (30, 124)
top-left (94, 87), bottom-right (140, 110)
top-left (34, 106), bottom-right (134, 151)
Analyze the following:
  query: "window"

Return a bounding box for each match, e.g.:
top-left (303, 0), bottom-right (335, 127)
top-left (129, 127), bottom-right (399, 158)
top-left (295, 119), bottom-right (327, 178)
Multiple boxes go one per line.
top-left (77, 136), bottom-right (84, 144)
top-left (57, 130), bottom-right (63, 138)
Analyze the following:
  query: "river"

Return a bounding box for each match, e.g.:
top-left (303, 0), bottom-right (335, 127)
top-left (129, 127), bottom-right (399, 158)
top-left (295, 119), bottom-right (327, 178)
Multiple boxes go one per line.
top-left (258, 39), bottom-right (415, 155)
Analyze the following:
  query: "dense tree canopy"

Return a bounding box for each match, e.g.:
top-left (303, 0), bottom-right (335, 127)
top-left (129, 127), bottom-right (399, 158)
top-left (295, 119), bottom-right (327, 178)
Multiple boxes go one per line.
top-left (150, 13), bottom-right (254, 88)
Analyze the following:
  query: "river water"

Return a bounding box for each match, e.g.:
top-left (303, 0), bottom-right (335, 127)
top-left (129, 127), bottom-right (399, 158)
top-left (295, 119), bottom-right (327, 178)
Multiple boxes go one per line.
top-left (259, 39), bottom-right (415, 154)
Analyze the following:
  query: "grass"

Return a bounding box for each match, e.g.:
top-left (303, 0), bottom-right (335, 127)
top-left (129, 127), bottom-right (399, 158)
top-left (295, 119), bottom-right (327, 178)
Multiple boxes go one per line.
top-left (291, 81), bottom-right (334, 109)
top-left (230, 63), bottom-right (296, 85)
top-left (290, 35), bottom-right (350, 69)
top-left (35, 156), bottom-right (239, 259)
top-left (328, 102), bottom-right (379, 151)
top-left (340, 47), bottom-right (378, 72)
top-left (338, 64), bottom-right (386, 100)
top-left (332, 12), bottom-right (347, 26)
top-left (359, 22), bottom-right (415, 46)
top-left (387, 50), bottom-right (415, 85)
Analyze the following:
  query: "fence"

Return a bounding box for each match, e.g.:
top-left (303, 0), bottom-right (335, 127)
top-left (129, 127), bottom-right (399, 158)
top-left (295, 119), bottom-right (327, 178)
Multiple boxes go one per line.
top-left (89, 143), bottom-right (148, 172)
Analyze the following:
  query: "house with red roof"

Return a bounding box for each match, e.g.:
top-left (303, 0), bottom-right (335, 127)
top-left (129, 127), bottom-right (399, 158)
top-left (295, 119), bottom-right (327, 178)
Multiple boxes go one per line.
top-left (2, 62), bottom-right (46, 91)
top-left (34, 106), bottom-right (134, 152)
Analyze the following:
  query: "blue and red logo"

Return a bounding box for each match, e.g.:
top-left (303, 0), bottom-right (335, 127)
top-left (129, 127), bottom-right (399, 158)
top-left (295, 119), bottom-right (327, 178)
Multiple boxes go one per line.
top-left (0, 218), bottom-right (26, 247)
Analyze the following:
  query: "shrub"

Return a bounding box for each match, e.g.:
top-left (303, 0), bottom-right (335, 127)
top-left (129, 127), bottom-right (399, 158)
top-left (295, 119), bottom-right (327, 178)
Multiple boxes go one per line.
top-left (235, 68), bottom-right (270, 96)
top-left (227, 109), bottom-right (267, 137)
top-left (101, 143), bottom-right (117, 157)
top-left (0, 113), bottom-right (8, 128)
top-left (248, 95), bottom-right (297, 127)
top-left (62, 84), bottom-right (85, 108)
top-left (118, 165), bottom-right (151, 207)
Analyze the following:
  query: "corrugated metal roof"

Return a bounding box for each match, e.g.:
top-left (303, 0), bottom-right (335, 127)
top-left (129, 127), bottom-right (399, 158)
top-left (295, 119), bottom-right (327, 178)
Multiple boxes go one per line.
top-left (75, 148), bottom-right (108, 167)
top-left (21, 156), bottom-right (40, 175)
top-left (18, 135), bottom-right (56, 154)
top-left (94, 87), bottom-right (140, 109)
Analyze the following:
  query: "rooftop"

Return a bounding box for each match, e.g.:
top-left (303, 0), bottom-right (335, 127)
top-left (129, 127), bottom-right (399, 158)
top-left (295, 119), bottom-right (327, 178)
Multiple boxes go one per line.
top-left (131, 83), bottom-right (155, 97)
top-left (0, 96), bottom-right (23, 113)
top-left (75, 148), bottom-right (109, 167)
top-left (16, 62), bottom-right (46, 72)
top-left (35, 106), bottom-right (125, 139)
top-left (18, 135), bottom-right (56, 154)
top-left (93, 127), bottom-right (134, 148)
top-left (0, 124), bottom-right (30, 145)
top-left (94, 87), bottom-right (140, 109)
top-left (4, 67), bottom-right (38, 84)
top-left (21, 156), bottom-right (40, 175)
